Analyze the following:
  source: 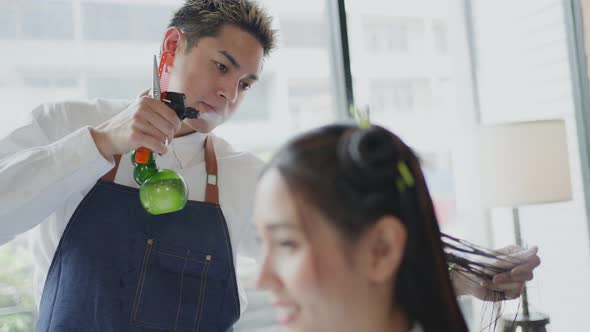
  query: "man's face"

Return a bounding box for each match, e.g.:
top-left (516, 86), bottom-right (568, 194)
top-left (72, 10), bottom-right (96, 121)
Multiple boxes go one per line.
top-left (166, 24), bottom-right (264, 133)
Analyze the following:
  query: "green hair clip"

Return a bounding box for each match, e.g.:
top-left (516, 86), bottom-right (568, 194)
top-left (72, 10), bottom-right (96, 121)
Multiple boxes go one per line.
top-left (350, 105), bottom-right (371, 129)
top-left (395, 161), bottom-right (415, 192)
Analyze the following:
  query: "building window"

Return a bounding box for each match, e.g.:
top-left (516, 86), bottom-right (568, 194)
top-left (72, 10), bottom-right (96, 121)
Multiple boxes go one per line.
top-left (0, 1), bottom-right (17, 39)
top-left (370, 79), bottom-right (415, 113)
top-left (231, 75), bottom-right (272, 123)
top-left (21, 71), bottom-right (79, 89)
top-left (0, 0), bottom-right (74, 40)
top-left (433, 21), bottom-right (448, 54)
top-left (363, 20), bottom-right (409, 53)
top-left (87, 75), bottom-right (148, 99)
top-left (279, 18), bottom-right (328, 48)
top-left (82, 3), bottom-right (173, 41)
top-left (288, 79), bottom-right (333, 130)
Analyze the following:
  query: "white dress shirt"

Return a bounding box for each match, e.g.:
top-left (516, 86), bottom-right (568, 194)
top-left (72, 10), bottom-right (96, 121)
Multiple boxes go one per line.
top-left (0, 98), bottom-right (264, 313)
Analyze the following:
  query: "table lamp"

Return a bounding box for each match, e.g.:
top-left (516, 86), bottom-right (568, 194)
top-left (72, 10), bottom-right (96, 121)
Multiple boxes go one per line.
top-left (478, 119), bottom-right (572, 332)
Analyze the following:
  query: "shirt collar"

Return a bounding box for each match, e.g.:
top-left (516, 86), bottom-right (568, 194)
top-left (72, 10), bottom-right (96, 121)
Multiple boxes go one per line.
top-left (169, 131), bottom-right (208, 168)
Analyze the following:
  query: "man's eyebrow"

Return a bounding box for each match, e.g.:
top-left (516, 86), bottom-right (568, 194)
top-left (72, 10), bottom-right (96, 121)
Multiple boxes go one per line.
top-left (219, 50), bottom-right (240, 69)
top-left (219, 50), bottom-right (259, 81)
top-left (245, 73), bottom-right (259, 81)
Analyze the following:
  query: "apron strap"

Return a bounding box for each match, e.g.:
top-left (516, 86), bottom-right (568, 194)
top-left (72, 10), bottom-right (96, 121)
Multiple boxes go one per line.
top-left (99, 137), bottom-right (220, 205)
top-left (204, 136), bottom-right (220, 205)
top-left (101, 154), bottom-right (122, 182)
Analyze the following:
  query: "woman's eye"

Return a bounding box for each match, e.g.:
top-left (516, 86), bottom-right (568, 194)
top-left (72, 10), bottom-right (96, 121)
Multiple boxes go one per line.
top-left (216, 63), bottom-right (228, 73)
top-left (278, 240), bottom-right (299, 250)
top-left (240, 82), bottom-right (251, 90)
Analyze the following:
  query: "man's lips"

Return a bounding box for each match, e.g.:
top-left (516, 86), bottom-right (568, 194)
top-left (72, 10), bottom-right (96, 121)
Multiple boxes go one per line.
top-left (198, 101), bottom-right (219, 113)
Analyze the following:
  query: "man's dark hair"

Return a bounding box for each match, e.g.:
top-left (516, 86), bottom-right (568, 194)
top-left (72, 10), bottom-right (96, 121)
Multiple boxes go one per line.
top-left (169, 0), bottom-right (277, 56)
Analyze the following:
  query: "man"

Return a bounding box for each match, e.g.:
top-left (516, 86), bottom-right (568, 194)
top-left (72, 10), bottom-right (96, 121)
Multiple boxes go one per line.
top-left (0, 0), bottom-right (538, 331)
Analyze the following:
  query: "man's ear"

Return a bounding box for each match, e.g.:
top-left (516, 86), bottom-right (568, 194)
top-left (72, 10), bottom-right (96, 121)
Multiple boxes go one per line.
top-left (358, 215), bottom-right (407, 283)
top-left (161, 27), bottom-right (185, 54)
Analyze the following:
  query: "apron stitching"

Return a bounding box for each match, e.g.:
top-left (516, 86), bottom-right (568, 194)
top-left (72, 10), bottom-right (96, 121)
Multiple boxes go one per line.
top-left (193, 261), bottom-right (210, 332)
top-left (173, 256), bottom-right (189, 331)
top-left (131, 239), bottom-right (154, 323)
top-left (159, 252), bottom-right (210, 262)
top-left (215, 208), bottom-right (240, 314)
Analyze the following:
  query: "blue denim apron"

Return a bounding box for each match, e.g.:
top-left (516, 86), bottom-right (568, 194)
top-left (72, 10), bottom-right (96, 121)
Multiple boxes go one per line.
top-left (37, 137), bottom-right (240, 331)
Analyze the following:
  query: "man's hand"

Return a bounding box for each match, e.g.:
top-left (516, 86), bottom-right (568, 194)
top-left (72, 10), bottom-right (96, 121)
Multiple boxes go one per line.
top-left (453, 245), bottom-right (540, 301)
top-left (90, 96), bottom-right (182, 159)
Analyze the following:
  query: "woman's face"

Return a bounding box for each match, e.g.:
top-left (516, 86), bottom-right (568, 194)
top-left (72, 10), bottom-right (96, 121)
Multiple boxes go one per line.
top-left (253, 169), bottom-right (376, 332)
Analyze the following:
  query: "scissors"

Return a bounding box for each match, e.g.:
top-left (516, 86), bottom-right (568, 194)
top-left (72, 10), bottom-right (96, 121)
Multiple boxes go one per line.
top-left (152, 55), bottom-right (200, 120)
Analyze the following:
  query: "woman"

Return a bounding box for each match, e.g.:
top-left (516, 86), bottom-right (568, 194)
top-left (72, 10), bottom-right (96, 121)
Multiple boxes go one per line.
top-left (253, 124), bottom-right (537, 332)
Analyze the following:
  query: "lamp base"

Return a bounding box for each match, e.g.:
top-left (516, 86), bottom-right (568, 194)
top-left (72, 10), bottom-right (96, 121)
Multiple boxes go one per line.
top-left (501, 312), bottom-right (550, 332)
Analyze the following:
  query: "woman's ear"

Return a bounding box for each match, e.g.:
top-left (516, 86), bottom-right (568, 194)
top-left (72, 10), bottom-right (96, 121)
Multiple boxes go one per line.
top-left (161, 27), bottom-right (185, 54)
top-left (358, 216), bottom-right (407, 283)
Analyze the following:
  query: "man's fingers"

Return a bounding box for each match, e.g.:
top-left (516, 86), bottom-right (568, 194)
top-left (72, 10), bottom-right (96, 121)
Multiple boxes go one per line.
top-left (131, 131), bottom-right (167, 155)
top-left (493, 272), bottom-right (534, 284)
top-left (495, 244), bottom-right (522, 255)
top-left (491, 272), bottom-right (511, 284)
top-left (133, 122), bottom-right (169, 145)
top-left (143, 109), bottom-right (176, 142)
top-left (511, 255), bottom-right (541, 275)
top-left (143, 97), bottom-right (182, 131)
top-left (487, 281), bottom-right (524, 292)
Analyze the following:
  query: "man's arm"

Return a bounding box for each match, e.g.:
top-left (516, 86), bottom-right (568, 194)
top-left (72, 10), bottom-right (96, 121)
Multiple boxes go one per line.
top-left (0, 104), bottom-right (114, 245)
top-left (0, 96), bottom-right (184, 245)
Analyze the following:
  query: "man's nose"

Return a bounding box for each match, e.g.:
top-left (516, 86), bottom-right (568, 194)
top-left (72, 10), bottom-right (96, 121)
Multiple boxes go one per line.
top-left (217, 78), bottom-right (239, 103)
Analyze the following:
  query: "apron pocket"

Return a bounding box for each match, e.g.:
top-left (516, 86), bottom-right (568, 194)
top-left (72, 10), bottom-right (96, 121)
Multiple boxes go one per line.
top-left (131, 238), bottom-right (220, 331)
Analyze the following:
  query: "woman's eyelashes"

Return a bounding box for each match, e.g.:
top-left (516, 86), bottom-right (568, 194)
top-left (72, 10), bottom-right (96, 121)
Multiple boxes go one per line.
top-left (275, 237), bottom-right (301, 252)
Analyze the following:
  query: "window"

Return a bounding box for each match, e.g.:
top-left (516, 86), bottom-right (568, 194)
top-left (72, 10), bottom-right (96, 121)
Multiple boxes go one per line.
top-left (0, 0), bottom-right (74, 40)
top-left (347, 0), bottom-right (480, 328)
top-left (0, 1), bottom-right (342, 331)
top-left (20, 1), bottom-right (74, 40)
top-left (471, 1), bottom-right (590, 330)
top-left (82, 3), bottom-right (174, 41)
top-left (369, 79), bottom-right (425, 114)
top-left (280, 18), bottom-right (328, 48)
top-left (231, 75), bottom-right (273, 123)
top-left (0, 1), bottom-right (17, 39)
top-left (21, 71), bottom-right (79, 89)
top-left (287, 79), bottom-right (333, 131)
top-left (87, 75), bottom-right (148, 99)
top-left (362, 20), bottom-right (409, 53)
top-left (433, 20), bottom-right (448, 54)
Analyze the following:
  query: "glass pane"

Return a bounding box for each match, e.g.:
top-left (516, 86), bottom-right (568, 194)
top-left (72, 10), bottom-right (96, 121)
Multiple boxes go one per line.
top-left (82, 3), bottom-right (173, 41)
top-left (0, 1), bottom-right (17, 39)
top-left (347, 0), bottom-right (460, 228)
top-left (471, 0), bottom-right (590, 331)
top-left (20, 1), bottom-right (74, 40)
top-left (0, 1), bottom-right (343, 330)
top-left (214, 0), bottom-right (339, 153)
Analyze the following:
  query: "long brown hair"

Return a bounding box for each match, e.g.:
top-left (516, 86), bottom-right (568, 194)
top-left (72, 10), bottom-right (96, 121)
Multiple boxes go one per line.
top-left (264, 124), bottom-right (469, 332)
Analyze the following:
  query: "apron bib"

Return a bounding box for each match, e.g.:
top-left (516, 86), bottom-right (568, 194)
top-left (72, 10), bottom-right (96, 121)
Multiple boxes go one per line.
top-left (37, 137), bottom-right (240, 331)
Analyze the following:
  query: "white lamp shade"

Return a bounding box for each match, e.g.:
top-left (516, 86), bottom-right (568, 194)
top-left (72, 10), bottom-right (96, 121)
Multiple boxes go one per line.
top-left (479, 120), bottom-right (573, 207)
